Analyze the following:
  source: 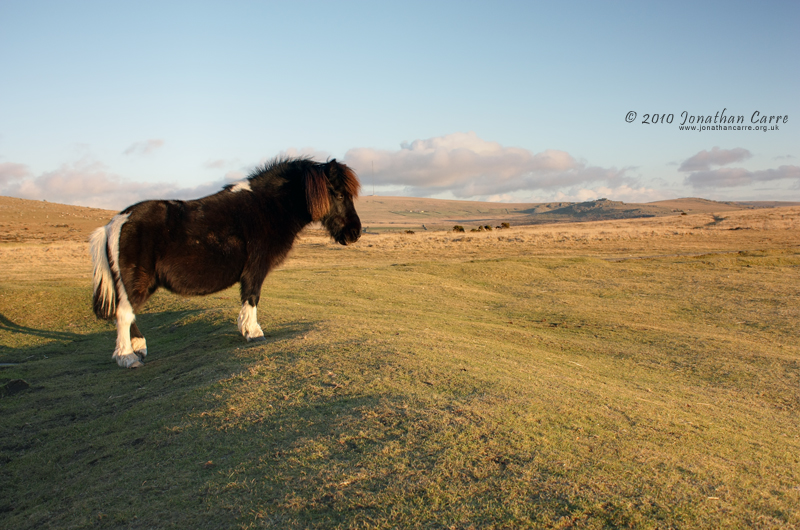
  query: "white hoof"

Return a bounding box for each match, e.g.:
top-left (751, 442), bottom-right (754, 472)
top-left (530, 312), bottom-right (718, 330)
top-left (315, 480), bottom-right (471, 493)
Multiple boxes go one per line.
top-left (238, 302), bottom-right (265, 341)
top-left (113, 351), bottom-right (141, 368)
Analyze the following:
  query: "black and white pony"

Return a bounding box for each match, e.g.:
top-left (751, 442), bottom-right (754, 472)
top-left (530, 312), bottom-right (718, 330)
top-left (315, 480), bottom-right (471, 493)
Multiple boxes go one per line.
top-left (90, 157), bottom-right (361, 368)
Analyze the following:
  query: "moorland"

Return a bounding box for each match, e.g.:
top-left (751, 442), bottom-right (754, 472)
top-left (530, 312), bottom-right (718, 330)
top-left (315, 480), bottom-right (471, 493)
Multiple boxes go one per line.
top-left (1, 194), bottom-right (799, 528)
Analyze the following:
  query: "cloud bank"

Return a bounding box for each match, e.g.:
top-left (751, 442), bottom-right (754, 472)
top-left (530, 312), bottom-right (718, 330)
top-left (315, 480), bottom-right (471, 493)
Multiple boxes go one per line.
top-left (5, 137), bottom-right (796, 210)
top-left (679, 146), bottom-right (800, 189)
top-left (0, 162), bottom-right (32, 185)
top-left (684, 165), bottom-right (800, 188)
top-left (343, 132), bottom-right (632, 199)
top-left (0, 157), bottom-right (237, 209)
top-left (678, 147), bottom-right (751, 172)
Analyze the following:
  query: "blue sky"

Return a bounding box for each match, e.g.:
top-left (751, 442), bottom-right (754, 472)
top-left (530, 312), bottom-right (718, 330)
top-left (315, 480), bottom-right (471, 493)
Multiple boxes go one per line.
top-left (1, 1), bottom-right (798, 209)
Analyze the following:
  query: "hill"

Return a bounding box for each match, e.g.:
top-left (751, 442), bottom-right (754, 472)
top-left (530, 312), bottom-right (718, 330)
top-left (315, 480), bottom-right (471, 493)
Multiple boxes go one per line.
top-left (351, 196), bottom-right (800, 232)
top-left (1, 195), bottom-right (799, 528)
top-left (0, 196), bottom-right (115, 243)
top-left (6, 194), bottom-right (797, 243)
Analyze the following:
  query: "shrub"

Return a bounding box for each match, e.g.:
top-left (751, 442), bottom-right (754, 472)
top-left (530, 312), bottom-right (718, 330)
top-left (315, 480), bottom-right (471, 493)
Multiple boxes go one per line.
top-left (452, 225), bottom-right (465, 232)
top-left (501, 222), bottom-right (511, 229)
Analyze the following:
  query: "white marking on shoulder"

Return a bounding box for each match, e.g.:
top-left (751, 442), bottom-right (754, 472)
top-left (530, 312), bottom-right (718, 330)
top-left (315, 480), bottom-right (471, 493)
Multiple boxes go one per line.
top-left (230, 180), bottom-right (252, 193)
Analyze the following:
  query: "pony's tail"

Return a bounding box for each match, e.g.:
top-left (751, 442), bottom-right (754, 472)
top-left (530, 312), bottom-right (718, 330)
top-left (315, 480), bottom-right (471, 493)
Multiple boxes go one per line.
top-left (90, 213), bottom-right (132, 320)
top-left (89, 225), bottom-right (117, 320)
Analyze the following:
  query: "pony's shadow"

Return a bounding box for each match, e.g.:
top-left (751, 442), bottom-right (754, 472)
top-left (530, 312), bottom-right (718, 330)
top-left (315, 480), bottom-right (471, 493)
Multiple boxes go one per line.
top-left (0, 309), bottom-right (312, 368)
top-left (0, 313), bottom-right (85, 343)
top-left (137, 309), bottom-right (312, 354)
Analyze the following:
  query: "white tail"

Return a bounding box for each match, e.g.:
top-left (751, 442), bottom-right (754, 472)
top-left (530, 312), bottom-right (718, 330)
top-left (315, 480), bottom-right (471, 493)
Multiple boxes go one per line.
top-left (89, 226), bottom-right (116, 319)
top-left (89, 213), bottom-right (130, 320)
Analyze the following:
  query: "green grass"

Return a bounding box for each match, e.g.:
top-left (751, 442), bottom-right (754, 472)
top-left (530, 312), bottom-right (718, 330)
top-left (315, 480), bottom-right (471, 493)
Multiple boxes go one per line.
top-left (1, 250), bottom-right (799, 528)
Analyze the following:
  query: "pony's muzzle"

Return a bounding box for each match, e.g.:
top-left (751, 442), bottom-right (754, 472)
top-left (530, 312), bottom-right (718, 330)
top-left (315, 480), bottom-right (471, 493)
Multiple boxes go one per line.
top-left (336, 221), bottom-right (362, 245)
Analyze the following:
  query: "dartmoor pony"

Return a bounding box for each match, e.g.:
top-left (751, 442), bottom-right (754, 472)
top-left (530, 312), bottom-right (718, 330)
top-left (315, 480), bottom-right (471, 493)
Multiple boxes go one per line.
top-left (90, 157), bottom-right (361, 368)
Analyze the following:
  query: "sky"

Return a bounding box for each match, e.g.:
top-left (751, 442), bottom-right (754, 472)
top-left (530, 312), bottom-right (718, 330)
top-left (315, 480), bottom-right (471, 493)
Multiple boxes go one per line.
top-left (1, 0), bottom-right (798, 209)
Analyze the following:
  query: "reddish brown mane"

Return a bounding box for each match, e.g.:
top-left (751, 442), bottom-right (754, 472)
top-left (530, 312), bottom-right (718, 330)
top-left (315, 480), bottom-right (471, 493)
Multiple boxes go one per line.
top-left (340, 163), bottom-right (361, 198)
top-left (305, 167), bottom-right (331, 221)
top-left (305, 160), bottom-right (361, 221)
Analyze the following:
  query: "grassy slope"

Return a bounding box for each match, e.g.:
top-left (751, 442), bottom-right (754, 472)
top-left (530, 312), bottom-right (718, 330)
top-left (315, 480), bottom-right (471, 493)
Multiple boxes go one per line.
top-left (1, 208), bottom-right (799, 529)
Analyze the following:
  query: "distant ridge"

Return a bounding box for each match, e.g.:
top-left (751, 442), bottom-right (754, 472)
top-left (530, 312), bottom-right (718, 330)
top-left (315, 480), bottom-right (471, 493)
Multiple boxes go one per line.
top-left (649, 197), bottom-right (800, 212)
top-left (3, 194), bottom-right (800, 242)
top-left (355, 195), bottom-right (800, 232)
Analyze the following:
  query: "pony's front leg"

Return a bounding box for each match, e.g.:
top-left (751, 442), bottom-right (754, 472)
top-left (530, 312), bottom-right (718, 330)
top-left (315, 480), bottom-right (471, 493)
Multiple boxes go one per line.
top-left (112, 300), bottom-right (143, 368)
top-left (237, 267), bottom-right (266, 342)
top-left (238, 267), bottom-right (267, 342)
top-left (237, 298), bottom-right (265, 342)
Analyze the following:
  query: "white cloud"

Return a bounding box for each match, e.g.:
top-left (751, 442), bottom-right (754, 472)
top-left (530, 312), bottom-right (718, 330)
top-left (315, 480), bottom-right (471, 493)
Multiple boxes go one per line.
top-left (0, 157), bottom-right (231, 210)
top-left (533, 185), bottom-right (669, 204)
top-left (677, 147), bottom-right (800, 190)
top-left (485, 193), bottom-right (519, 203)
top-left (0, 162), bottom-right (32, 185)
top-left (685, 165), bottom-right (800, 188)
top-left (343, 131), bottom-right (632, 199)
top-left (123, 139), bottom-right (165, 156)
top-left (678, 147), bottom-right (751, 172)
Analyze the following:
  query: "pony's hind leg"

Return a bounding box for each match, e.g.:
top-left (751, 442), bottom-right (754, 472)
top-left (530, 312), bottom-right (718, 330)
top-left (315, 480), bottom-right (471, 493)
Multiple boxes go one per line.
top-left (112, 299), bottom-right (142, 368)
top-left (130, 322), bottom-right (147, 361)
top-left (119, 268), bottom-right (156, 366)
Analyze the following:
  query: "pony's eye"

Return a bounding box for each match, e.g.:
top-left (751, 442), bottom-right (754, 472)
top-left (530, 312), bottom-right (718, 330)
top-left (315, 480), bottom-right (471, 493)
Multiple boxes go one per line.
top-left (336, 193), bottom-right (344, 200)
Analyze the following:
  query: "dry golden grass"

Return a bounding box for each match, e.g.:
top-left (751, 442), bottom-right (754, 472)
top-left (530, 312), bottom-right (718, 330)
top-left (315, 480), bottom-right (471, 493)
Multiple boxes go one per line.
top-left (289, 205), bottom-right (800, 266)
top-left (1, 197), bottom-right (799, 528)
top-left (4, 204), bottom-right (797, 282)
top-left (0, 196), bottom-right (114, 244)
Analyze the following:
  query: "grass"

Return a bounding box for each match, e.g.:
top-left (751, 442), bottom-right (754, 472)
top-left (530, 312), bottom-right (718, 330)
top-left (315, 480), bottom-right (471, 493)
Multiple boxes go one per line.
top-left (1, 210), bottom-right (799, 528)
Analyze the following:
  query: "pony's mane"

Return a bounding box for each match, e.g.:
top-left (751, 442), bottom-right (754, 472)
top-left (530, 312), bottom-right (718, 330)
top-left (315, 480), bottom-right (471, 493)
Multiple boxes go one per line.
top-left (245, 156), bottom-right (314, 182)
top-left (236, 157), bottom-right (360, 221)
top-left (245, 157), bottom-right (360, 198)
top-left (338, 163), bottom-right (361, 198)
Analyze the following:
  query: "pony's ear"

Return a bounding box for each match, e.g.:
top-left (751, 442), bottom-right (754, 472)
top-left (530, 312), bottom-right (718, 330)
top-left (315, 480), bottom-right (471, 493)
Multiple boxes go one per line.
top-left (326, 159), bottom-right (361, 197)
top-left (305, 166), bottom-right (331, 221)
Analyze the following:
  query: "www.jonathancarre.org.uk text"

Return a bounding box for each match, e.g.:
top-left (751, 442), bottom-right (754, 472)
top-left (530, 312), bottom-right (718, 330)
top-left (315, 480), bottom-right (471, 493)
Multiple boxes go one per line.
top-left (624, 109), bottom-right (787, 132)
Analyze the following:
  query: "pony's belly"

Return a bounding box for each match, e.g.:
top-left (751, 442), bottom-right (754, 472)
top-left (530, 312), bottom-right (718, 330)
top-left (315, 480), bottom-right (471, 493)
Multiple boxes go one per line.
top-left (157, 254), bottom-right (242, 296)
